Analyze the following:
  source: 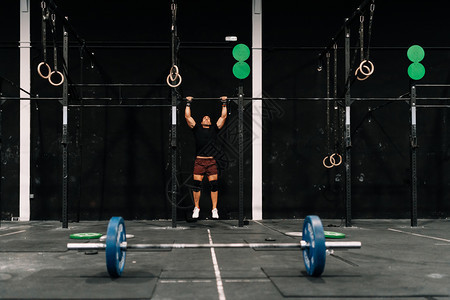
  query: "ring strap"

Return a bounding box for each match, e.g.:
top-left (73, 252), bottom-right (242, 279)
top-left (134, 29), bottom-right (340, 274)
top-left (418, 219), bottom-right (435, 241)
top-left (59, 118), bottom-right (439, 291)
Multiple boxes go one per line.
top-left (50, 14), bottom-right (58, 72)
top-left (41, 1), bottom-right (48, 63)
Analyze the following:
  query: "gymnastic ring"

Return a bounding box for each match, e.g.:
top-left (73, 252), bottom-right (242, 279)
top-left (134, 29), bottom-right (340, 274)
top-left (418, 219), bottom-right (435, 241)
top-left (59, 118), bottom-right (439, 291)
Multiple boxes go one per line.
top-left (355, 65), bottom-right (371, 81)
top-left (322, 156), bottom-right (334, 169)
top-left (166, 73), bottom-right (182, 88)
top-left (169, 65), bottom-right (179, 81)
top-left (37, 62), bottom-right (52, 79)
top-left (358, 60), bottom-right (374, 76)
top-left (330, 153), bottom-right (342, 166)
top-left (48, 70), bottom-right (65, 86)
top-left (357, 74), bottom-right (369, 81)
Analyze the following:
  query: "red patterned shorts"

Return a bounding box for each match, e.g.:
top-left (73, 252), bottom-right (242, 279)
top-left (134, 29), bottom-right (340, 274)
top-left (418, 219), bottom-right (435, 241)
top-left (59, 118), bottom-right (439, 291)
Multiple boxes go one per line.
top-left (193, 158), bottom-right (218, 176)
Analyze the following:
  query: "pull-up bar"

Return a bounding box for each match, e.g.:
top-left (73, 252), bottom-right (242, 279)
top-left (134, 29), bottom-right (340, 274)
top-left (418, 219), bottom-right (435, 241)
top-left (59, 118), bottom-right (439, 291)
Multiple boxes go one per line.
top-left (69, 83), bottom-right (167, 87)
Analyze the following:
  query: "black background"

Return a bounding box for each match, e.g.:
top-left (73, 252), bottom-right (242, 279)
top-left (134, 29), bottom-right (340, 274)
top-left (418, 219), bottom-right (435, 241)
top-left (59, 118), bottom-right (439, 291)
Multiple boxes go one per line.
top-left (1, 0), bottom-right (449, 221)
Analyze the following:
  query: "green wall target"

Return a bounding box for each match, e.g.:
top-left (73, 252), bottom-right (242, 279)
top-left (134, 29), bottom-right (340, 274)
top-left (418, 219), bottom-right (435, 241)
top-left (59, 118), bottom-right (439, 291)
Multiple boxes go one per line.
top-left (232, 44), bottom-right (251, 79)
top-left (407, 45), bottom-right (425, 80)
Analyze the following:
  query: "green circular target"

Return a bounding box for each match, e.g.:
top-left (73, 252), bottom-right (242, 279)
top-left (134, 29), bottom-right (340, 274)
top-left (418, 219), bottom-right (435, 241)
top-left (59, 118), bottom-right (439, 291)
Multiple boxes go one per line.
top-left (408, 62), bottom-right (425, 80)
top-left (232, 44), bottom-right (251, 61)
top-left (407, 45), bottom-right (425, 62)
top-left (70, 232), bottom-right (103, 239)
top-left (232, 61), bottom-right (251, 79)
top-left (324, 231), bottom-right (346, 239)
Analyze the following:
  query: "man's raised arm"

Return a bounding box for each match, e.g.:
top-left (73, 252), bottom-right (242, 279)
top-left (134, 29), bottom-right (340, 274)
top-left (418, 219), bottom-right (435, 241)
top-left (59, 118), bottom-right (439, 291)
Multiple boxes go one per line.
top-left (185, 96), bottom-right (196, 128)
top-left (216, 96), bottom-right (228, 129)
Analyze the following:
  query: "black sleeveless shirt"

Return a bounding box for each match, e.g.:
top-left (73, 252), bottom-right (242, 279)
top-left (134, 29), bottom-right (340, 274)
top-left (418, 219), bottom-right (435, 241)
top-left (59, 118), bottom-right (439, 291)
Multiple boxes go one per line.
top-left (192, 123), bottom-right (220, 156)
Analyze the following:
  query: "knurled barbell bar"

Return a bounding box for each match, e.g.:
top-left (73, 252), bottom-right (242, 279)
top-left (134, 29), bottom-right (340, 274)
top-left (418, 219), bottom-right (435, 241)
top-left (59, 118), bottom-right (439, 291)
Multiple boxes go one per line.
top-left (67, 215), bottom-right (361, 278)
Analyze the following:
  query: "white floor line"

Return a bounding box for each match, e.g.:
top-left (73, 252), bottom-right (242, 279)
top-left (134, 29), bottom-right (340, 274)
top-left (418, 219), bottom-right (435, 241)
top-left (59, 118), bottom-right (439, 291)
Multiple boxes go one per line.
top-left (160, 279), bottom-right (270, 284)
top-left (253, 220), bottom-right (263, 227)
top-left (388, 228), bottom-right (450, 243)
top-left (208, 229), bottom-right (226, 300)
top-left (225, 279), bottom-right (270, 283)
top-left (160, 279), bottom-right (212, 284)
top-left (0, 230), bottom-right (27, 237)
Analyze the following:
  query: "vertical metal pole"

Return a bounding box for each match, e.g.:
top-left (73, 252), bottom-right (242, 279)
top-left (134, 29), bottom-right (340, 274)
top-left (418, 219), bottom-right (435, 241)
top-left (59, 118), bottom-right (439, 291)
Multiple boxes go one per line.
top-left (238, 84), bottom-right (244, 227)
top-left (61, 19), bottom-right (69, 228)
top-left (0, 100), bottom-right (2, 226)
top-left (76, 45), bottom-right (85, 223)
top-left (171, 94), bottom-right (177, 228)
top-left (344, 21), bottom-right (352, 227)
top-left (251, 0), bottom-right (263, 220)
top-left (410, 84), bottom-right (418, 227)
top-left (19, 0), bottom-right (31, 221)
top-left (170, 1), bottom-right (178, 228)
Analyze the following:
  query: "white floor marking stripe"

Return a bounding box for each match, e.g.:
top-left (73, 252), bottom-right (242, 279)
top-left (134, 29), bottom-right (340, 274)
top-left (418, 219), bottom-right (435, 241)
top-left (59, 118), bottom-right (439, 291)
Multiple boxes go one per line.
top-left (160, 279), bottom-right (270, 284)
top-left (0, 230), bottom-right (27, 237)
top-left (225, 279), bottom-right (271, 283)
top-left (388, 228), bottom-right (450, 243)
top-left (208, 229), bottom-right (226, 300)
top-left (160, 280), bottom-right (212, 284)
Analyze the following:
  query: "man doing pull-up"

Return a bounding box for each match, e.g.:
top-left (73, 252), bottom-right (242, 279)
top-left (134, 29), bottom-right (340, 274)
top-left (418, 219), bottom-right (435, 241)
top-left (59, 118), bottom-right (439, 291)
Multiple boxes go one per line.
top-left (185, 96), bottom-right (227, 219)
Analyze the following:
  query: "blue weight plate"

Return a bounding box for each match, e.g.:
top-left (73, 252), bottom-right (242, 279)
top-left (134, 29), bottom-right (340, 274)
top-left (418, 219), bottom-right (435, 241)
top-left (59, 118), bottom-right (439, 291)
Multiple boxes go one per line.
top-left (302, 215), bottom-right (326, 276)
top-left (105, 217), bottom-right (127, 277)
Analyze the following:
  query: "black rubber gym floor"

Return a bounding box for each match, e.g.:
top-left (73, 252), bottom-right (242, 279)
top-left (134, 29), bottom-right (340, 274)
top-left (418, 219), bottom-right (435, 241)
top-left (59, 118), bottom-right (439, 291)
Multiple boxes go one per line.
top-left (0, 218), bottom-right (449, 299)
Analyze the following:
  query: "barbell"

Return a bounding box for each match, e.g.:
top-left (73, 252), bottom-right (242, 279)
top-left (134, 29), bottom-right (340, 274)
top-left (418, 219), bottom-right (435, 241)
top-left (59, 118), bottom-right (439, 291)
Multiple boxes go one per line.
top-left (67, 215), bottom-right (361, 278)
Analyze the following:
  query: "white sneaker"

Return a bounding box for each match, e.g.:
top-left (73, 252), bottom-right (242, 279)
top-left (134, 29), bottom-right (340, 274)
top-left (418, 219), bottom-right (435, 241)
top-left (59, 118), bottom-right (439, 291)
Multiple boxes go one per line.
top-left (192, 207), bottom-right (200, 219)
top-left (212, 208), bottom-right (219, 219)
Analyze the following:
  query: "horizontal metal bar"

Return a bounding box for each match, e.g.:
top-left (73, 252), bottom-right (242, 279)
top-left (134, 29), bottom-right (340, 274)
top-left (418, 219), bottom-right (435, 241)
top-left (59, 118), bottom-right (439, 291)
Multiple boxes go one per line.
top-left (9, 96), bottom-right (448, 102)
top-left (73, 97), bottom-right (169, 101)
top-left (0, 97), bottom-right (63, 100)
top-left (124, 242), bottom-right (307, 249)
top-left (191, 97), bottom-right (406, 101)
top-left (69, 104), bottom-right (172, 108)
top-left (415, 97), bottom-right (450, 100)
top-left (247, 97), bottom-right (342, 101)
top-left (250, 97), bottom-right (406, 101)
top-left (185, 97), bottom-right (236, 101)
top-left (69, 83), bottom-right (167, 87)
top-left (415, 84), bottom-right (450, 88)
top-left (6, 44), bottom-right (450, 51)
top-left (67, 241), bottom-right (362, 251)
top-left (68, 243), bottom-right (106, 250)
top-left (416, 105), bottom-right (450, 108)
top-left (324, 241), bottom-right (362, 248)
top-left (124, 241), bottom-right (362, 250)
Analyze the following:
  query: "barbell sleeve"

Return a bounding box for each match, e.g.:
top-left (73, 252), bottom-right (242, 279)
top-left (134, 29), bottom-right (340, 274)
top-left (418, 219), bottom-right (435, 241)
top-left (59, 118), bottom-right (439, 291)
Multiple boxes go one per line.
top-left (325, 241), bottom-right (362, 248)
top-left (68, 243), bottom-right (106, 250)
